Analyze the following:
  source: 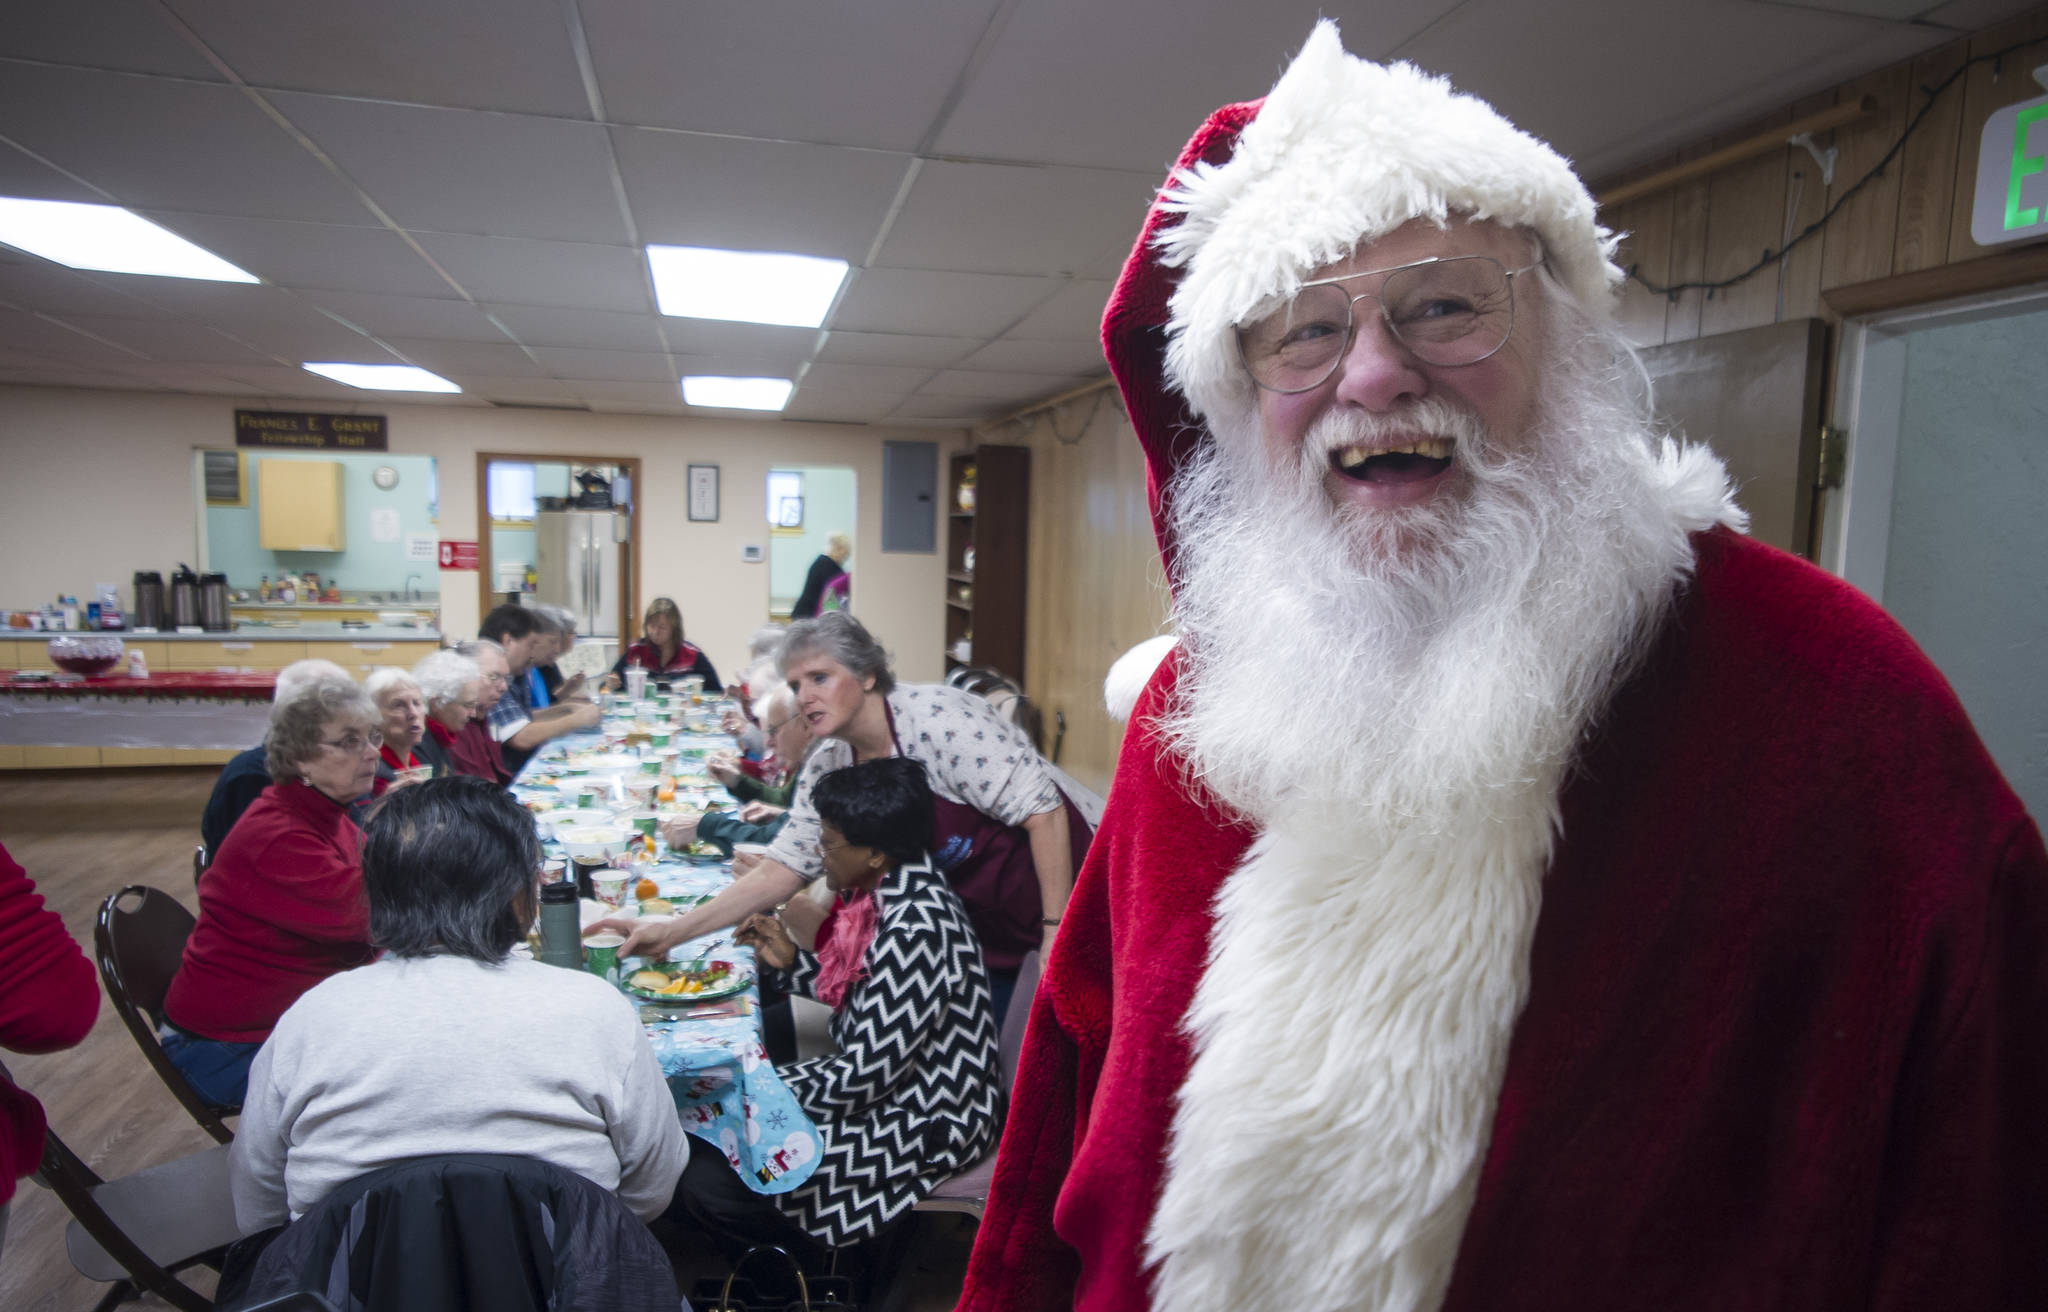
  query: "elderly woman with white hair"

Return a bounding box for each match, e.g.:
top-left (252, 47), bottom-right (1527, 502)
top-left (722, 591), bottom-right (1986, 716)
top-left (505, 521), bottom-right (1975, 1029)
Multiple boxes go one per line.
top-left (364, 667), bottom-right (447, 798)
top-left (411, 649), bottom-right (492, 781)
top-left (162, 673), bottom-right (382, 1107)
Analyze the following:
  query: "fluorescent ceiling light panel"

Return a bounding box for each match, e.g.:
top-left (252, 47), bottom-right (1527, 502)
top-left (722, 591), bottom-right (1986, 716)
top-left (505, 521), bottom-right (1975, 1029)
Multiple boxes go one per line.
top-left (303, 362), bottom-right (462, 393)
top-left (647, 245), bottom-right (848, 327)
top-left (681, 376), bottom-right (794, 411)
top-left (0, 196), bottom-right (258, 283)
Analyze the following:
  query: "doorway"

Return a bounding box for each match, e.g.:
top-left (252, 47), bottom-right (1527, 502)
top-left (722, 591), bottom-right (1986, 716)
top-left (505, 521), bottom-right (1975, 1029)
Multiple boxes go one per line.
top-left (766, 465), bottom-right (855, 620)
top-left (1828, 286), bottom-right (2048, 822)
top-left (475, 452), bottom-right (640, 647)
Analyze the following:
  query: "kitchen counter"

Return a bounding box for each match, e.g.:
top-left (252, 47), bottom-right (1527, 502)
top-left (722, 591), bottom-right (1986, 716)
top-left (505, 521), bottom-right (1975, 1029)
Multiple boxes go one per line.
top-left (15, 623), bottom-right (438, 642)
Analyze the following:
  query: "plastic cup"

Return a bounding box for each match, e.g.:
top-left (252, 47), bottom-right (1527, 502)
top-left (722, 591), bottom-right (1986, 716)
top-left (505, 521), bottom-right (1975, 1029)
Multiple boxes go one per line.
top-left (583, 932), bottom-right (625, 986)
top-left (592, 871), bottom-right (630, 907)
top-left (624, 666), bottom-right (648, 701)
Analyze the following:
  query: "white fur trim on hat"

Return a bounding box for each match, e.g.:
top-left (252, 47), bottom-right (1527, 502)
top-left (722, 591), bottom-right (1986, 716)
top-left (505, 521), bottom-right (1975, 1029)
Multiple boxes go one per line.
top-left (1157, 19), bottom-right (1622, 428)
top-left (1104, 634), bottom-right (1179, 722)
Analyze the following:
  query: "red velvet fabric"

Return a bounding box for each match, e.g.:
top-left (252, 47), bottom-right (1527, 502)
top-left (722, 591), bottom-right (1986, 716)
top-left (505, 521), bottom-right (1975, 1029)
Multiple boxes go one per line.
top-left (0, 839), bottom-right (98, 1204)
top-left (957, 96), bottom-right (2048, 1312)
top-left (164, 782), bottom-right (373, 1043)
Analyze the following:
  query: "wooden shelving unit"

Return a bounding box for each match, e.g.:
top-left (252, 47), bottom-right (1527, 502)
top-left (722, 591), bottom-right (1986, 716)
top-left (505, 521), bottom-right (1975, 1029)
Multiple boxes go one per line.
top-left (944, 445), bottom-right (1030, 683)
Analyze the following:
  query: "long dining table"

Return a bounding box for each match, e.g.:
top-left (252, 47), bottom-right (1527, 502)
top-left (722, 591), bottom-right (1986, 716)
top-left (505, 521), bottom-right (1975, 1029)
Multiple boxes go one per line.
top-left (509, 687), bottom-right (823, 1196)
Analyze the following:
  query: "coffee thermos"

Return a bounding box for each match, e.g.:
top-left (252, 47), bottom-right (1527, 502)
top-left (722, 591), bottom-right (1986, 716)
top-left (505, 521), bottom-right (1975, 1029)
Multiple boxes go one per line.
top-left (537, 879), bottom-right (583, 969)
top-left (168, 564), bottom-right (201, 629)
top-left (199, 572), bottom-right (232, 631)
top-left (131, 571), bottom-right (165, 631)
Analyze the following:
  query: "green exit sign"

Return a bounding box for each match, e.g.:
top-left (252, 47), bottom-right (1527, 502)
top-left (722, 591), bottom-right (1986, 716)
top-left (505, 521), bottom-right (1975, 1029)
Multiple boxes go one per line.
top-left (1972, 71), bottom-right (2048, 247)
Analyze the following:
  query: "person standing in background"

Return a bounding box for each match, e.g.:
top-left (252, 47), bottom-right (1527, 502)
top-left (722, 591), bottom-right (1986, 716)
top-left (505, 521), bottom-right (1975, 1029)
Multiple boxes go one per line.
top-left (790, 534), bottom-right (851, 620)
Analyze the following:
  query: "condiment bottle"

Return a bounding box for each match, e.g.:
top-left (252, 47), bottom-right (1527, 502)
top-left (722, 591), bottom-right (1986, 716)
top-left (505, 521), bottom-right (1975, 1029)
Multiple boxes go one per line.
top-left (537, 880), bottom-right (582, 969)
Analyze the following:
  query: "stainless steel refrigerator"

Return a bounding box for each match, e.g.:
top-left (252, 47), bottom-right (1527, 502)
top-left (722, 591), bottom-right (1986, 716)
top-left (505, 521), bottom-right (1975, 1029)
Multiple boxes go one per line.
top-left (535, 510), bottom-right (623, 638)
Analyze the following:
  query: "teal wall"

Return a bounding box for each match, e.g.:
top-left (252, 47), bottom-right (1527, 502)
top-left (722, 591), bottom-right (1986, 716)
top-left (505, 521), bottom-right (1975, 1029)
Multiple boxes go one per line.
top-left (205, 451), bottom-right (437, 592)
top-left (767, 465), bottom-right (856, 608)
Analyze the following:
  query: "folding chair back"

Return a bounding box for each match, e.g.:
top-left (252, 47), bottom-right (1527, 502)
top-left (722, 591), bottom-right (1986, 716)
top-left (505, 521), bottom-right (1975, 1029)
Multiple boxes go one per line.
top-left (914, 950), bottom-right (1042, 1221)
top-left (96, 885), bottom-right (237, 1142)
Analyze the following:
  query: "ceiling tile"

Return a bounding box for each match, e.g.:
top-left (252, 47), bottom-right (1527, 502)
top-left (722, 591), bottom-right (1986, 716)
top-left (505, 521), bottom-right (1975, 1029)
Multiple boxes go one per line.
top-left (955, 337), bottom-right (1108, 375)
top-left (571, 379), bottom-right (689, 408)
top-left (814, 330), bottom-right (980, 369)
top-left (888, 394), bottom-right (998, 422)
top-left (0, 138), bottom-right (108, 204)
top-left (382, 337), bottom-right (545, 378)
top-left (0, 255), bottom-right (182, 319)
top-left (296, 290), bottom-right (510, 342)
top-left (613, 128), bottom-right (909, 263)
top-left (0, 1), bottom-right (230, 79)
top-left (784, 391), bottom-right (903, 423)
top-left (830, 269), bottom-right (1059, 338)
top-left (658, 318), bottom-right (819, 368)
top-left (99, 281), bottom-right (373, 339)
top-left (54, 312), bottom-right (318, 366)
top-left (0, 65), bottom-right (373, 222)
top-left (873, 160), bottom-right (1159, 277)
top-left (1005, 279), bottom-right (1115, 341)
top-left (456, 376), bottom-right (587, 406)
top-left (484, 303), bottom-right (668, 352)
top-left (934, 0), bottom-right (1449, 170)
top-left (268, 92), bottom-right (628, 242)
top-left (531, 346), bottom-right (674, 383)
top-left (797, 362), bottom-right (936, 395)
top-left (0, 309), bottom-right (151, 366)
top-left (139, 212), bottom-right (451, 296)
top-left (579, 0), bottom-right (1005, 150)
top-left (920, 369), bottom-right (1085, 404)
top-left (163, 0), bottom-right (593, 118)
top-left (411, 233), bottom-right (653, 313)
top-left (202, 363), bottom-right (388, 400)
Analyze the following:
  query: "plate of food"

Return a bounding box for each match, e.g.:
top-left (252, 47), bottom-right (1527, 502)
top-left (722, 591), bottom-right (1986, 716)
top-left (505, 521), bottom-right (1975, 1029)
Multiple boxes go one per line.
top-left (669, 839), bottom-right (726, 865)
top-left (624, 958), bottom-right (751, 1003)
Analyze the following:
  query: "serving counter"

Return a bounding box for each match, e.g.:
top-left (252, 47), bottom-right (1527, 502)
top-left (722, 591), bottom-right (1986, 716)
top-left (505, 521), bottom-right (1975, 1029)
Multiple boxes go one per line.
top-left (0, 627), bottom-right (441, 769)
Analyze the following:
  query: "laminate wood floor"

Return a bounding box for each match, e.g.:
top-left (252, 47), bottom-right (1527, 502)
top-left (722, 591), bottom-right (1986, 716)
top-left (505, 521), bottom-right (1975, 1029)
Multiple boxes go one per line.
top-left (0, 767), bottom-right (976, 1311)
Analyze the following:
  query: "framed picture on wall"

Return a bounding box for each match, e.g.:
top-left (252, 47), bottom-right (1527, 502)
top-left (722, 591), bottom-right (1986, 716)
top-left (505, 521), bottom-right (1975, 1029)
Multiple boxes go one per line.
top-left (687, 463), bottom-right (719, 522)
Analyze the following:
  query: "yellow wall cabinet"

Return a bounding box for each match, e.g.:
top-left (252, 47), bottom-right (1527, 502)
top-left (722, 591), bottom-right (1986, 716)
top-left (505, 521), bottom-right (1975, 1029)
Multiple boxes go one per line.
top-left (258, 458), bottom-right (346, 551)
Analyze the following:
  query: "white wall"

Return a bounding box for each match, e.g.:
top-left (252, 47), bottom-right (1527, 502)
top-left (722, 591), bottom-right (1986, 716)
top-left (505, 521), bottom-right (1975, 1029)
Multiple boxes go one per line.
top-left (0, 384), bottom-right (957, 683)
top-left (1881, 306), bottom-right (2048, 824)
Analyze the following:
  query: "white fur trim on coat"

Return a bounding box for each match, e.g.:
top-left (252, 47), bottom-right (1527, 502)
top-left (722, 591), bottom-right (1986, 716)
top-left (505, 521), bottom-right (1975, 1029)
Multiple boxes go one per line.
top-left (1158, 19), bottom-right (1620, 432)
top-left (1104, 634), bottom-right (1179, 722)
top-left (1146, 792), bottom-right (1555, 1312)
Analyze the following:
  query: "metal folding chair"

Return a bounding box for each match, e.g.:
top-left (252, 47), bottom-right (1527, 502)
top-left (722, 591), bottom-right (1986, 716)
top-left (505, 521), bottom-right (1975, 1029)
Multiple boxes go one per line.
top-left (913, 950), bottom-right (1041, 1221)
top-left (96, 885), bottom-right (237, 1143)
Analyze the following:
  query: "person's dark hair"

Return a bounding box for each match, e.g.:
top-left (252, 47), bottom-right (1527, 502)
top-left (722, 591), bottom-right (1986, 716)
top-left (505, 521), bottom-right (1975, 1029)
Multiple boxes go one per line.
top-left (779, 612), bottom-right (895, 694)
top-left (810, 757), bottom-right (934, 870)
top-left (479, 604), bottom-right (541, 645)
top-left (361, 774), bottom-right (540, 962)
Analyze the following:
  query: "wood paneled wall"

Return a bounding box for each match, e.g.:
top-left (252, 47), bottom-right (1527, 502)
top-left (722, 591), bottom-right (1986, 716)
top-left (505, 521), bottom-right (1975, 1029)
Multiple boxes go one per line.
top-left (1604, 8), bottom-right (2048, 350)
top-left (1012, 394), bottom-right (1171, 798)
top-left (1008, 8), bottom-right (2048, 801)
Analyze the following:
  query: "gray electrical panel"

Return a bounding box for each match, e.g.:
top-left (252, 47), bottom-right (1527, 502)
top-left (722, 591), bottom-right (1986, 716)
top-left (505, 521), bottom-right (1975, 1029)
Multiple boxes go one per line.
top-left (881, 440), bottom-right (938, 553)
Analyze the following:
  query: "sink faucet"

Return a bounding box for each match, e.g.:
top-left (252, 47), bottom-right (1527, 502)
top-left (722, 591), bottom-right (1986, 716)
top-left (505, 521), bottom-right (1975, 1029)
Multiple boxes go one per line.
top-left (404, 574), bottom-right (422, 601)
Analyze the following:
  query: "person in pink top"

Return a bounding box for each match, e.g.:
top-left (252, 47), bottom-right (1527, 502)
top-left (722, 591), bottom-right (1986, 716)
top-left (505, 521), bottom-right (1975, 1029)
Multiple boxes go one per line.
top-left (162, 674), bottom-right (380, 1106)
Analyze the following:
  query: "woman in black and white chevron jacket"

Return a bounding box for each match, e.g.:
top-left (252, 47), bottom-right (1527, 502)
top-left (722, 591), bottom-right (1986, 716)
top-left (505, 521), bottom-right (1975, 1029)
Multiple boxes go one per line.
top-left (674, 756), bottom-right (1003, 1263)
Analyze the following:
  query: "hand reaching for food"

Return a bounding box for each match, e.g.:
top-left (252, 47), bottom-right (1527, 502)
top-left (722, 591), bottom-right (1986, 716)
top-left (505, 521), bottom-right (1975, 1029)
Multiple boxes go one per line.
top-left (735, 913), bottom-right (796, 970)
top-left (737, 800), bottom-right (786, 824)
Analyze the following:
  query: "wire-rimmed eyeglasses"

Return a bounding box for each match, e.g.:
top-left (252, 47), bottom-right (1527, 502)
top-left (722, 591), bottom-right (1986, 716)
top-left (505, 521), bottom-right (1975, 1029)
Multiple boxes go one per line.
top-left (1236, 254), bottom-right (1540, 394)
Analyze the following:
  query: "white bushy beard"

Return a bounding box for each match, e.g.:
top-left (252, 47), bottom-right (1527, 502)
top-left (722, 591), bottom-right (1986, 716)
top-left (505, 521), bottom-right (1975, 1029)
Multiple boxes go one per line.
top-left (1158, 305), bottom-right (1698, 829)
top-left (1144, 305), bottom-right (1709, 1312)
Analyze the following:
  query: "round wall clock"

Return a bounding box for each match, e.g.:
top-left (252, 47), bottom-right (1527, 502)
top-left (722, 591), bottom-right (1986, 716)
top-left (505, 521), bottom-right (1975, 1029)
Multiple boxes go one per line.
top-left (371, 464), bottom-right (400, 490)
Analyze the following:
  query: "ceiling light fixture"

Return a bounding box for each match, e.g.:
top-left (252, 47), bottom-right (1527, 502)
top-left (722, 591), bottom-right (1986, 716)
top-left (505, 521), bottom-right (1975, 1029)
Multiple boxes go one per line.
top-left (303, 363), bottom-right (462, 393)
top-left (0, 197), bottom-right (258, 283)
top-left (647, 245), bottom-right (849, 328)
top-left (681, 376), bottom-right (794, 411)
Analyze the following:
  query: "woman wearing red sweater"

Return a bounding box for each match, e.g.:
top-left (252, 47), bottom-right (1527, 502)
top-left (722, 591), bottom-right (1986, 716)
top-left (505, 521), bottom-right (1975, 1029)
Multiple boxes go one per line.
top-left (603, 596), bottom-right (722, 692)
top-left (162, 674), bottom-right (381, 1107)
top-left (1, 839), bottom-right (98, 1251)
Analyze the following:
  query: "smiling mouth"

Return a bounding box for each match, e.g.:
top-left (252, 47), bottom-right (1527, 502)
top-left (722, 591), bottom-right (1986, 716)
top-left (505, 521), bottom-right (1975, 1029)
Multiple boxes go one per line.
top-left (1331, 437), bottom-right (1454, 485)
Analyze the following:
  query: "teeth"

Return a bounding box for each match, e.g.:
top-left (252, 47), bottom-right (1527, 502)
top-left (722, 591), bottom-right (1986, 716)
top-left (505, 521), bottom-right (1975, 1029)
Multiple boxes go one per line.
top-left (1333, 438), bottom-right (1454, 470)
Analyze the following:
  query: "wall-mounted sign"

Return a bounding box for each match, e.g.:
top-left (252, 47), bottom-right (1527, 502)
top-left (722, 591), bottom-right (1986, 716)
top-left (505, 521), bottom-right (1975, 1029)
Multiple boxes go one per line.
top-left (1971, 69), bottom-right (2048, 248)
top-left (234, 409), bottom-right (389, 450)
top-left (437, 540), bottom-right (479, 570)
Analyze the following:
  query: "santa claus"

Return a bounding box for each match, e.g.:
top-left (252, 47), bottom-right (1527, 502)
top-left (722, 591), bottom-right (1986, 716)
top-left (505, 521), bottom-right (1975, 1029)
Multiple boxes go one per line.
top-left (957, 21), bottom-right (2047, 1312)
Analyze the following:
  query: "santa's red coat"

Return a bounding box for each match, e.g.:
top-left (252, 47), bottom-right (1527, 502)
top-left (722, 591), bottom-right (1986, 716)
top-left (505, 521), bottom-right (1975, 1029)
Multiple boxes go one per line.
top-left (956, 91), bottom-right (2048, 1312)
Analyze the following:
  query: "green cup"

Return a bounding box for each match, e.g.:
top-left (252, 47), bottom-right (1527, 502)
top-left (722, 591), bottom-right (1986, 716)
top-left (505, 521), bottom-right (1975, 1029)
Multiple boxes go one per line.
top-left (583, 932), bottom-right (624, 987)
top-left (649, 732), bottom-right (671, 748)
top-left (629, 811), bottom-right (658, 836)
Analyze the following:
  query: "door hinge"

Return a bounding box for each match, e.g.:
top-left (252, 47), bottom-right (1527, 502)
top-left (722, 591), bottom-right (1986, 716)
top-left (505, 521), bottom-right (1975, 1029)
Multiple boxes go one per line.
top-left (1815, 425), bottom-right (1847, 491)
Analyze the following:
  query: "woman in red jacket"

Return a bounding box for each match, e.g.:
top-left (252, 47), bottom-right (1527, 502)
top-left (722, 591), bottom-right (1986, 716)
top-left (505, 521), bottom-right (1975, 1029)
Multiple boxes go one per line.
top-left (603, 596), bottom-right (722, 692)
top-left (162, 674), bottom-right (381, 1107)
top-left (1, 839), bottom-right (98, 1249)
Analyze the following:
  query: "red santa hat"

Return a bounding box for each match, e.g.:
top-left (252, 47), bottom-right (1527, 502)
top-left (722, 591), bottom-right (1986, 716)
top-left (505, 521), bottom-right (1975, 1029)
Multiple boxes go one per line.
top-left (1105, 20), bottom-right (1621, 510)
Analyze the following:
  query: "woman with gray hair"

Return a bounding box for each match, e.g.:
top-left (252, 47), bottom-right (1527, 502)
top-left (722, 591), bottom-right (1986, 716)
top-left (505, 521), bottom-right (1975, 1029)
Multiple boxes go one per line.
top-left (412, 648), bottom-right (487, 780)
top-left (161, 674), bottom-right (382, 1106)
top-left (602, 611), bottom-right (1089, 1021)
top-left (364, 666), bottom-right (445, 797)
